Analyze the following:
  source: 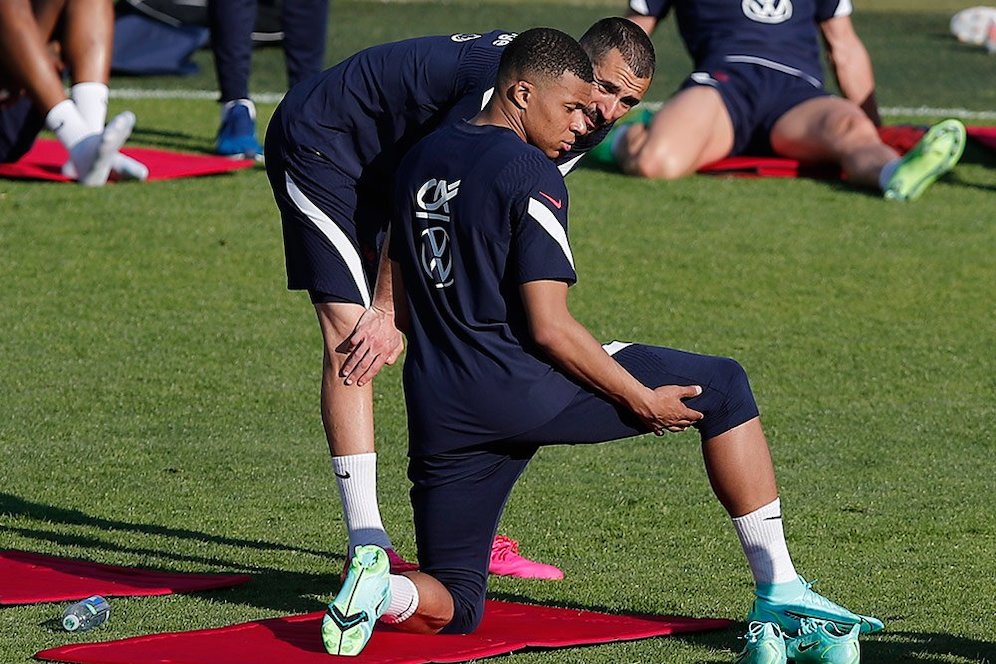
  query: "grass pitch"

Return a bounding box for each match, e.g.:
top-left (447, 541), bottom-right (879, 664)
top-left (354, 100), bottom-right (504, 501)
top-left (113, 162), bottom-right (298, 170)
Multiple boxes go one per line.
top-left (1, 1), bottom-right (994, 662)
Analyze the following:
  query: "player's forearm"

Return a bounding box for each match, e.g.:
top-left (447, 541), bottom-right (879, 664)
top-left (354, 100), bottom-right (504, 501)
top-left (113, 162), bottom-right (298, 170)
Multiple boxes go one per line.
top-left (532, 316), bottom-right (651, 413)
top-left (834, 53), bottom-right (879, 123)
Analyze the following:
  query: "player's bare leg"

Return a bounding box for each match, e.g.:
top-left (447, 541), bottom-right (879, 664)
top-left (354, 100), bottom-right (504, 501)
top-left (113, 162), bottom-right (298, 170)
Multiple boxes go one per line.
top-left (701, 417), bottom-right (777, 517)
top-left (315, 303), bottom-right (400, 552)
top-left (617, 85), bottom-right (734, 179)
top-left (702, 416), bottom-right (883, 635)
top-left (770, 95), bottom-right (897, 189)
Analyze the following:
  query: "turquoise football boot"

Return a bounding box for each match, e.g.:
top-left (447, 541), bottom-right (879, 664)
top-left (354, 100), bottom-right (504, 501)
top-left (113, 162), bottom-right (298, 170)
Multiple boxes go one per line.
top-left (785, 618), bottom-right (860, 664)
top-left (735, 621), bottom-right (788, 664)
top-left (749, 576), bottom-right (883, 635)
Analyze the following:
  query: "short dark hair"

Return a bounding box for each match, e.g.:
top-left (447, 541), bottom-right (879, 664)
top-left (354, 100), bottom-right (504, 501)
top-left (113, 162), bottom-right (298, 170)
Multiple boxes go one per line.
top-left (497, 28), bottom-right (594, 86)
top-left (580, 17), bottom-right (656, 80)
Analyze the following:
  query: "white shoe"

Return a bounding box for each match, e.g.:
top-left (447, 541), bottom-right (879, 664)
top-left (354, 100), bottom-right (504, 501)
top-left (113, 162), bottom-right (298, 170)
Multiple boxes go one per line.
top-left (950, 6), bottom-right (996, 45)
top-left (69, 111), bottom-right (136, 186)
top-left (63, 152), bottom-right (148, 182)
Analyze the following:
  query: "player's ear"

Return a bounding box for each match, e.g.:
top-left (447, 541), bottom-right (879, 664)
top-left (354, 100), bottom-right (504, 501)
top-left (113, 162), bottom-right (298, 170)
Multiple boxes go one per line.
top-left (508, 80), bottom-right (532, 111)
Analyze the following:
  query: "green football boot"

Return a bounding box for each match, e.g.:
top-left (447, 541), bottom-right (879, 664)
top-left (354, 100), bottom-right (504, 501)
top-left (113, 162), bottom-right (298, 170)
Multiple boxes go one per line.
top-left (749, 576), bottom-right (883, 635)
top-left (884, 118), bottom-right (966, 201)
top-left (735, 621), bottom-right (788, 664)
top-left (587, 107), bottom-right (656, 167)
top-left (322, 544), bottom-right (391, 656)
top-left (785, 618), bottom-right (860, 664)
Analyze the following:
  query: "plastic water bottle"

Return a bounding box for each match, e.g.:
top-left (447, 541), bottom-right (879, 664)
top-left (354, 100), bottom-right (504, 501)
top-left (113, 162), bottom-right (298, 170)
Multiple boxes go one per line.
top-left (62, 595), bottom-right (110, 632)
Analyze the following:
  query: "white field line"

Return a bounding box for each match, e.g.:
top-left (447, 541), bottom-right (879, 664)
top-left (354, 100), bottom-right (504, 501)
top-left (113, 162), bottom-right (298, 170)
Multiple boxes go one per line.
top-left (110, 88), bottom-right (996, 120)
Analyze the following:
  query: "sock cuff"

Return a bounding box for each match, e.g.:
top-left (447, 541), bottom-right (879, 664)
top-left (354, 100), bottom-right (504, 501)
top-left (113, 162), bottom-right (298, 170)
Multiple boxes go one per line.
top-left (381, 574), bottom-right (419, 624)
top-left (732, 498), bottom-right (781, 525)
top-left (70, 81), bottom-right (109, 97)
top-left (46, 100), bottom-right (93, 150)
top-left (331, 452), bottom-right (377, 473)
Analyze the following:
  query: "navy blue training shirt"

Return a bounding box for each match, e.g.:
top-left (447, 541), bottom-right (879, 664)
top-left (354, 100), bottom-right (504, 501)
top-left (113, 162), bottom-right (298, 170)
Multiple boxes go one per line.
top-left (629, 0), bottom-right (853, 84)
top-left (273, 31), bottom-right (597, 226)
top-left (391, 123), bottom-right (584, 456)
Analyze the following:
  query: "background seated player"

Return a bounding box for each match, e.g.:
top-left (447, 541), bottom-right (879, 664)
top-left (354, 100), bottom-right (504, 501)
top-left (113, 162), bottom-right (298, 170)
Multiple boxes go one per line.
top-left (588, 0), bottom-right (966, 201)
top-left (0, 0), bottom-right (145, 184)
top-left (265, 19), bottom-right (654, 582)
top-left (319, 27), bottom-right (882, 658)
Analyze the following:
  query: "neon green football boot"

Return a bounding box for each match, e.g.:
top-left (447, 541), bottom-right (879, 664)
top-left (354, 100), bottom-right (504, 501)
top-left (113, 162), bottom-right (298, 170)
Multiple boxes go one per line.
top-left (587, 107), bottom-right (655, 167)
top-left (884, 118), bottom-right (966, 201)
top-left (735, 621), bottom-right (788, 664)
top-left (322, 544), bottom-right (391, 656)
top-left (784, 618), bottom-right (860, 664)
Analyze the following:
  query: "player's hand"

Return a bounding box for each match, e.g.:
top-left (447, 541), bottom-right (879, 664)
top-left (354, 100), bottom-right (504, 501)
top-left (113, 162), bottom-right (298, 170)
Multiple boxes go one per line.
top-left (340, 305), bottom-right (404, 387)
top-left (643, 384), bottom-right (704, 435)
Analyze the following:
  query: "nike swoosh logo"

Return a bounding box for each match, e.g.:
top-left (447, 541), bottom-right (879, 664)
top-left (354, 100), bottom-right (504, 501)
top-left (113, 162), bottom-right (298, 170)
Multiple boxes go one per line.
top-left (797, 641), bottom-right (818, 652)
top-left (538, 191), bottom-right (563, 209)
top-left (327, 605), bottom-right (369, 631)
top-left (763, 515), bottom-right (782, 521)
top-left (334, 471), bottom-right (351, 479)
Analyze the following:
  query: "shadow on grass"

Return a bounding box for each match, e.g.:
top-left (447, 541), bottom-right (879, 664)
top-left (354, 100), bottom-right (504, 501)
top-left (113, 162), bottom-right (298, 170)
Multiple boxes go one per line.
top-left (128, 127), bottom-right (210, 154)
top-left (0, 493), bottom-right (332, 560)
top-left (1, 492), bottom-right (345, 614)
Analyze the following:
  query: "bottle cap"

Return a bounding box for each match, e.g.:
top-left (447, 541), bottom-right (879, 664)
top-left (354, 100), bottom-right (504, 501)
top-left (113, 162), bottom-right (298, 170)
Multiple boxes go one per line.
top-left (63, 614), bottom-right (81, 631)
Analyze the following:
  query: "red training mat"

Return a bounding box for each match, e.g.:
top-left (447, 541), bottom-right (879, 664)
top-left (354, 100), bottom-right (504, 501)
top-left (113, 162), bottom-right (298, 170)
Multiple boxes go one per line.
top-left (34, 599), bottom-right (732, 664)
top-left (0, 139), bottom-right (254, 182)
top-left (0, 550), bottom-right (250, 605)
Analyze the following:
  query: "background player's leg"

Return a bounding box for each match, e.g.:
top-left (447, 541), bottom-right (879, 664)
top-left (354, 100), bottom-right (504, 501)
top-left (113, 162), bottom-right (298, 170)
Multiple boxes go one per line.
top-left (208, 0), bottom-right (262, 157)
top-left (770, 95), bottom-right (897, 189)
top-left (60, 0), bottom-right (112, 85)
top-left (617, 85), bottom-right (734, 179)
top-left (281, 0), bottom-right (328, 88)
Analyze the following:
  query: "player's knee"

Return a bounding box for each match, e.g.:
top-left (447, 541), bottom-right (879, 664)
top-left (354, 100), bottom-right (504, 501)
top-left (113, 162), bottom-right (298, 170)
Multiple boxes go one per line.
top-left (429, 570), bottom-right (487, 634)
top-left (632, 149), bottom-right (691, 180)
top-left (828, 107), bottom-right (879, 148)
top-left (442, 592), bottom-right (485, 634)
top-left (713, 356), bottom-right (753, 403)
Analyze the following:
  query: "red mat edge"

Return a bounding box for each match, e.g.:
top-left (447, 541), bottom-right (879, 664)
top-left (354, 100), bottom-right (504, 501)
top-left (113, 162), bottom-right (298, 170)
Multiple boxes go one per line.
top-left (33, 604), bottom-right (734, 663)
top-left (0, 550), bottom-right (252, 606)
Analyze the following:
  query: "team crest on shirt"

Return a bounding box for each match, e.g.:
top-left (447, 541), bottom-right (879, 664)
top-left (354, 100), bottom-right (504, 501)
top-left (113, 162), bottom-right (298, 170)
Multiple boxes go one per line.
top-left (450, 33), bottom-right (481, 42)
top-left (415, 179), bottom-right (460, 288)
top-left (742, 0), bottom-right (793, 23)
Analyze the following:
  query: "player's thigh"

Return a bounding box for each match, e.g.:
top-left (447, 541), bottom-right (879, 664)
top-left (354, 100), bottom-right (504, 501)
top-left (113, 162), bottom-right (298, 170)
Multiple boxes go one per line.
top-left (644, 85), bottom-right (735, 175)
top-left (770, 95), bottom-right (878, 161)
top-left (408, 447), bottom-right (533, 633)
top-left (266, 140), bottom-right (375, 306)
top-left (507, 343), bottom-right (759, 444)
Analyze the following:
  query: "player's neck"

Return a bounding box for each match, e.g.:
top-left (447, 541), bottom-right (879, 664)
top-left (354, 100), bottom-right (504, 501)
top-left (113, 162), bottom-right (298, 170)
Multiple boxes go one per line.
top-left (470, 102), bottom-right (526, 143)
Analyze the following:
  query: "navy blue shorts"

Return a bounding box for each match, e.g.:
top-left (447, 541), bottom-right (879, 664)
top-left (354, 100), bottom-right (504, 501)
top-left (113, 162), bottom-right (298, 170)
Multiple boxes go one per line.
top-left (680, 57), bottom-right (828, 155)
top-left (408, 342), bottom-right (760, 634)
top-left (0, 97), bottom-right (44, 164)
top-left (264, 105), bottom-right (382, 306)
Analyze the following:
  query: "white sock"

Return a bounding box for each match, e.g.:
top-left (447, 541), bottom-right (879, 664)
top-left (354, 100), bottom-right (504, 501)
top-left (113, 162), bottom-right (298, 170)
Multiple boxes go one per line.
top-left (731, 498), bottom-right (797, 587)
top-left (878, 157), bottom-right (902, 191)
top-left (45, 100), bottom-right (94, 152)
top-left (332, 453), bottom-right (393, 551)
top-left (222, 98), bottom-right (256, 122)
top-left (70, 82), bottom-right (109, 133)
top-left (381, 574), bottom-right (419, 624)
